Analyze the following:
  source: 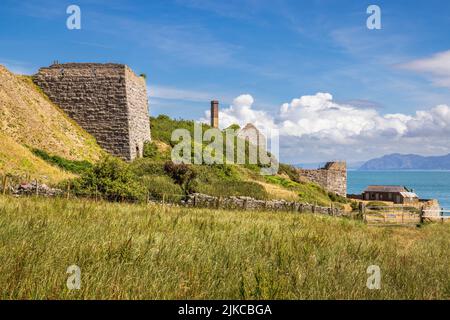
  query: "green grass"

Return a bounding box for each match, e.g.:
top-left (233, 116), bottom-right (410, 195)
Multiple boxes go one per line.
top-left (264, 175), bottom-right (332, 206)
top-left (143, 116), bottom-right (337, 204)
top-left (31, 148), bottom-right (92, 174)
top-left (0, 195), bottom-right (448, 299)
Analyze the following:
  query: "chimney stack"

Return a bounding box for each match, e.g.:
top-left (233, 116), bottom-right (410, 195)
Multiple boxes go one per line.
top-left (211, 100), bottom-right (219, 128)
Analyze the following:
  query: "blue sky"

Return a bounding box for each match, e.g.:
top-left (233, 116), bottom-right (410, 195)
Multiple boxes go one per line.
top-left (1, 0), bottom-right (450, 163)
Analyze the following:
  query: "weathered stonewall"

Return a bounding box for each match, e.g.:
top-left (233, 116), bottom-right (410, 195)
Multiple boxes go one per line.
top-left (297, 161), bottom-right (347, 196)
top-left (33, 63), bottom-right (151, 161)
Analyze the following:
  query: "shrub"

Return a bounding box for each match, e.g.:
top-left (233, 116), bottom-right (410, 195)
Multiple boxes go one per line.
top-left (143, 141), bottom-right (158, 158)
top-left (69, 156), bottom-right (146, 201)
top-left (350, 201), bottom-right (360, 211)
top-left (328, 192), bottom-right (350, 204)
top-left (164, 161), bottom-right (197, 195)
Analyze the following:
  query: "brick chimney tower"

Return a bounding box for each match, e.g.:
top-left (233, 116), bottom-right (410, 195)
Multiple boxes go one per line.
top-left (211, 100), bottom-right (219, 128)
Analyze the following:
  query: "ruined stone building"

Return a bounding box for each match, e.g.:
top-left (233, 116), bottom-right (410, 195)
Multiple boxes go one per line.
top-left (297, 162), bottom-right (347, 196)
top-left (208, 102), bottom-right (347, 196)
top-left (33, 63), bottom-right (151, 161)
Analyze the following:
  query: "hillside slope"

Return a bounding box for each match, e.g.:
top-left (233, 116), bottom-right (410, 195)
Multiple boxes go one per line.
top-left (0, 132), bottom-right (73, 182)
top-left (0, 65), bottom-right (103, 162)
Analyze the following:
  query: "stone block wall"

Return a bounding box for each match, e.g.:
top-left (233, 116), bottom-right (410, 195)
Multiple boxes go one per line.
top-left (33, 63), bottom-right (150, 161)
top-left (125, 67), bottom-right (151, 159)
top-left (184, 193), bottom-right (344, 216)
top-left (297, 161), bottom-right (347, 196)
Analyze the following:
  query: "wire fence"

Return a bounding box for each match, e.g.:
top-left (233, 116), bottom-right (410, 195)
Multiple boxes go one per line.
top-left (363, 205), bottom-right (421, 226)
top-left (2, 173), bottom-right (448, 224)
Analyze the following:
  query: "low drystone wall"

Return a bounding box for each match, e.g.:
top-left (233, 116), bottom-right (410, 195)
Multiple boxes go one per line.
top-left (184, 193), bottom-right (344, 216)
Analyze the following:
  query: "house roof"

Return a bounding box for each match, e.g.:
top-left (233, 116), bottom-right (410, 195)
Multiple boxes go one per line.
top-left (364, 185), bottom-right (407, 193)
top-left (400, 192), bottom-right (419, 198)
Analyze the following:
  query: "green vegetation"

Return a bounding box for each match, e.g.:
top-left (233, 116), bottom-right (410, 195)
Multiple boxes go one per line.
top-left (143, 141), bottom-right (159, 159)
top-left (144, 115), bottom-right (336, 204)
top-left (32, 148), bottom-right (92, 174)
top-left (264, 175), bottom-right (332, 206)
top-left (68, 156), bottom-right (146, 201)
top-left (10, 113), bottom-right (338, 205)
top-left (0, 195), bottom-right (448, 299)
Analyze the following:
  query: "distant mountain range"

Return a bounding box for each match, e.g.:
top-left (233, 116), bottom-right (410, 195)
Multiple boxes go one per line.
top-left (294, 161), bottom-right (365, 170)
top-left (359, 153), bottom-right (450, 170)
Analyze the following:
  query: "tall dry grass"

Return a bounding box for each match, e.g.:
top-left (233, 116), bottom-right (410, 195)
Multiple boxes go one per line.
top-left (0, 195), bottom-right (448, 299)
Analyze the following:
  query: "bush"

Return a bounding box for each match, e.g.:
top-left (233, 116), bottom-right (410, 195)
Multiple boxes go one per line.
top-left (350, 201), bottom-right (360, 211)
top-left (164, 161), bottom-right (197, 195)
top-left (143, 141), bottom-right (158, 158)
top-left (69, 156), bottom-right (146, 201)
top-left (328, 192), bottom-right (350, 204)
top-left (32, 148), bottom-right (92, 174)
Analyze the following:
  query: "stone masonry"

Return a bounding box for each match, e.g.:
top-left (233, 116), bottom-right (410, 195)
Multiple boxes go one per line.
top-left (33, 63), bottom-right (151, 161)
top-left (297, 162), bottom-right (347, 196)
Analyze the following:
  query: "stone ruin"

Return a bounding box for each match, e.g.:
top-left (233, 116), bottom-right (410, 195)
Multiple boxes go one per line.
top-left (33, 63), bottom-right (151, 161)
top-left (297, 161), bottom-right (347, 196)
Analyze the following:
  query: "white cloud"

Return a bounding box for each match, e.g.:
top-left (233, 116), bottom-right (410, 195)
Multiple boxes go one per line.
top-left (400, 50), bottom-right (450, 88)
top-left (201, 94), bottom-right (277, 131)
top-left (201, 92), bottom-right (450, 162)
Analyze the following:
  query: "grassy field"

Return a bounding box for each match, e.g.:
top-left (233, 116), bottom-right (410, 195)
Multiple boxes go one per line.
top-left (0, 195), bottom-right (449, 300)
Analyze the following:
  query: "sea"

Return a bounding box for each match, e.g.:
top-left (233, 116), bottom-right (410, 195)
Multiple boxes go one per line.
top-left (347, 171), bottom-right (450, 210)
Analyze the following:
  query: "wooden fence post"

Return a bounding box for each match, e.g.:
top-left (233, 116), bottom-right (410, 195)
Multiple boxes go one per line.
top-left (216, 196), bottom-right (221, 209)
top-left (66, 181), bottom-right (71, 200)
top-left (2, 175), bottom-right (8, 195)
top-left (162, 194), bottom-right (165, 205)
top-left (358, 202), bottom-right (366, 221)
top-left (401, 207), bottom-right (404, 224)
top-left (35, 179), bottom-right (39, 196)
top-left (419, 207), bottom-right (424, 224)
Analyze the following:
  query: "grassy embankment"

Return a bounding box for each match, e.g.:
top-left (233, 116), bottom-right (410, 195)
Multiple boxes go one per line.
top-left (0, 66), bottom-right (103, 182)
top-left (0, 195), bottom-right (448, 299)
